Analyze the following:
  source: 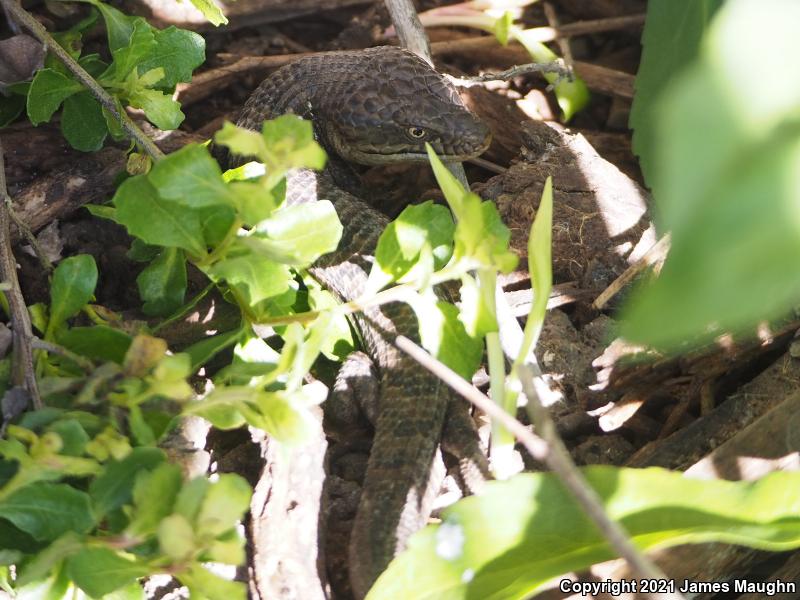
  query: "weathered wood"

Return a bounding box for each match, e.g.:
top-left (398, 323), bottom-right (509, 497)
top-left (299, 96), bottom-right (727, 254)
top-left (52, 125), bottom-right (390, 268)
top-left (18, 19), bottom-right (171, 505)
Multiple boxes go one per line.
top-left (7, 129), bottom-right (199, 244)
top-left (247, 422), bottom-right (330, 600)
top-left (594, 391), bottom-right (800, 600)
top-left (628, 348), bottom-right (800, 470)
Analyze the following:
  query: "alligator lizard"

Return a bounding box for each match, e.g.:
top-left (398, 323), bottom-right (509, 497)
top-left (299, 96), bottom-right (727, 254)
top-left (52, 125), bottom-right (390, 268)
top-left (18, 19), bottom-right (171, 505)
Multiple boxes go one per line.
top-left (234, 46), bottom-right (491, 598)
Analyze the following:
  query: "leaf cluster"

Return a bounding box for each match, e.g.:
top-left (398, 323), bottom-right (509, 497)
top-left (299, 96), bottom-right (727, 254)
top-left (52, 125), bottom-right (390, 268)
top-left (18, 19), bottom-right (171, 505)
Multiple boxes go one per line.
top-left (0, 259), bottom-right (250, 598)
top-left (1, 0), bottom-right (204, 150)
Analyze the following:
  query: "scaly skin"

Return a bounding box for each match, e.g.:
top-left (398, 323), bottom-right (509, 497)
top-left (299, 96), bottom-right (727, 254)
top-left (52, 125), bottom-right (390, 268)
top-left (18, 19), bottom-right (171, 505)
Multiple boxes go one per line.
top-left (235, 46), bottom-right (491, 598)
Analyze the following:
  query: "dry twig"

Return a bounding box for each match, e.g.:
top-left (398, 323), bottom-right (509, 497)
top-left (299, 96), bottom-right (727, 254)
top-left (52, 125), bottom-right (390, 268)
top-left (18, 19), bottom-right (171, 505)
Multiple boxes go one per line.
top-left (593, 233), bottom-right (671, 310)
top-left (0, 138), bottom-right (41, 410)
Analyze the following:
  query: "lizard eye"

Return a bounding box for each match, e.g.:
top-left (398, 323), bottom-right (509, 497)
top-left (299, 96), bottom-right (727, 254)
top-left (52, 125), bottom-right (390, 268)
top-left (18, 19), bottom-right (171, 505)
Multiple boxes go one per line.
top-left (407, 127), bottom-right (426, 139)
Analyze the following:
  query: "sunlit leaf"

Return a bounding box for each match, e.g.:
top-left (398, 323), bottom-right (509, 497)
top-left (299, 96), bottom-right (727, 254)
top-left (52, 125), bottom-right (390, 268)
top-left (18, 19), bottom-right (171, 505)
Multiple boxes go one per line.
top-left (372, 468), bottom-right (800, 600)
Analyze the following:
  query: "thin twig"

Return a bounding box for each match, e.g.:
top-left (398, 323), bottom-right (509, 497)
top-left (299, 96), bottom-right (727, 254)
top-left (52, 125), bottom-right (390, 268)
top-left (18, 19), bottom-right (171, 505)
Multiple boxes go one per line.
top-left (466, 155), bottom-right (506, 174)
top-left (388, 328), bottom-right (680, 597)
top-left (392, 334), bottom-right (548, 460)
top-left (593, 233), bottom-right (671, 310)
top-left (31, 338), bottom-right (95, 372)
top-left (450, 60), bottom-right (570, 85)
top-left (5, 204), bottom-right (53, 272)
top-left (1, 0), bottom-right (164, 161)
top-left (0, 138), bottom-right (41, 409)
top-left (543, 2), bottom-right (574, 70)
top-left (517, 364), bottom-right (682, 599)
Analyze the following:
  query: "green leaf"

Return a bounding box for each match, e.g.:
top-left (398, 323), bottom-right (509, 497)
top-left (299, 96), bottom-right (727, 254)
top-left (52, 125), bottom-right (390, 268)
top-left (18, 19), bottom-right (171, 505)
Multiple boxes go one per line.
top-left (48, 255), bottom-right (98, 335)
top-left (493, 11), bottom-right (514, 46)
top-left (183, 389), bottom-right (247, 430)
top-left (260, 115), bottom-right (327, 171)
top-left (511, 29), bottom-right (590, 121)
top-left (67, 547), bottom-right (150, 598)
top-left (370, 201), bottom-right (454, 291)
top-left (0, 484), bottom-right (94, 542)
top-left (174, 477), bottom-right (209, 523)
top-left (147, 144), bottom-right (230, 208)
top-left (85, 203), bottom-right (119, 223)
top-left (105, 19), bottom-right (157, 82)
top-left (122, 335), bottom-right (168, 378)
top-left (205, 528), bottom-right (245, 565)
top-left (58, 325), bottom-right (133, 364)
top-left (184, 327), bottom-right (244, 371)
top-left (0, 518), bottom-right (40, 554)
top-left (426, 145), bottom-right (517, 273)
top-left (128, 407), bottom-right (156, 447)
top-left (371, 467), bottom-right (800, 600)
top-left (0, 95), bottom-right (25, 128)
top-left (61, 91), bottom-right (108, 151)
top-left (137, 67), bottom-right (165, 89)
top-left (195, 474), bottom-right (251, 537)
top-left (206, 250), bottom-right (293, 309)
top-left (114, 176), bottom-right (208, 257)
top-left (26, 69), bottom-right (83, 125)
top-left (228, 180), bottom-right (278, 225)
top-left (15, 562), bottom-right (71, 598)
top-left (102, 582), bottom-right (147, 600)
top-left (219, 335), bottom-right (281, 384)
top-left (79, 53), bottom-right (108, 79)
top-left (630, 0), bottom-right (724, 186)
top-left (246, 201), bottom-right (342, 265)
top-left (425, 144), bottom-right (466, 214)
top-left (15, 532), bottom-right (82, 586)
top-left (620, 0), bottom-right (800, 349)
top-left (93, 3), bottom-right (137, 52)
top-left (215, 116), bottom-right (326, 182)
top-left (49, 29), bottom-right (81, 68)
top-left (198, 204), bottom-right (236, 247)
top-left (306, 284), bottom-right (355, 361)
top-left (187, 386), bottom-right (320, 445)
top-left (457, 273), bottom-right (496, 338)
top-left (214, 122), bottom-right (268, 160)
top-left (407, 295), bottom-right (482, 380)
top-left (517, 176), bottom-right (553, 361)
top-left (103, 98), bottom-right (127, 140)
top-left (89, 447), bottom-right (165, 518)
top-left (45, 419), bottom-right (89, 457)
top-left (137, 248), bottom-right (187, 316)
top-left (127, 463), bottom-right (182, 536)
top-left (145, 353), bottom-right (194, 401)
top-left (127, 238), bottom-right (161, 262)
top-left (157, 513), bottom-right (196, 560)
top-left (127, 86), bottom-right (184, 130)
top-left (139, 26), bottom-right (206, 89)
top-left (188, 0), bottom-right (228, 26)
top-left (180, 564), bottom-right (246, 600)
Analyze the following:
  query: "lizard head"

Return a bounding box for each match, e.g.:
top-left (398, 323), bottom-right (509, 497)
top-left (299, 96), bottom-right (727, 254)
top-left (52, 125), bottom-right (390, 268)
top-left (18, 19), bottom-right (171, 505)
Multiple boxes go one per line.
top-left (313, 47), bottom-right (492, 166)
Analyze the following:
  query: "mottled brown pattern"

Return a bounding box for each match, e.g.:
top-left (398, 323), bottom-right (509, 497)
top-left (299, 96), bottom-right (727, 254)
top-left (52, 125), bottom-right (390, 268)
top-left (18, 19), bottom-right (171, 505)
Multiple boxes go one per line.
top-left (235, 47), bottom-right (489, 598)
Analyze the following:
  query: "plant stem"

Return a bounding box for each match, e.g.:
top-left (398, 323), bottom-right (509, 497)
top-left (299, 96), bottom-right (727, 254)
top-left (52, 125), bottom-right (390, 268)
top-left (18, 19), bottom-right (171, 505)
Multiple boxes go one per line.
top-left (517, 364), bottom-right (680, 598)
top-left (1, 0), bottom-right (165, 162)
top-left (387, 330), bottom-right (677, 600)
top-left (0, 139), bottom-right (42, 409)
top-left (479, 267), bottom-right (516, 463)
